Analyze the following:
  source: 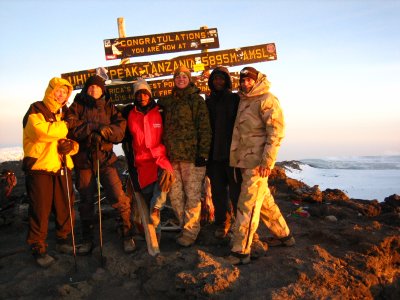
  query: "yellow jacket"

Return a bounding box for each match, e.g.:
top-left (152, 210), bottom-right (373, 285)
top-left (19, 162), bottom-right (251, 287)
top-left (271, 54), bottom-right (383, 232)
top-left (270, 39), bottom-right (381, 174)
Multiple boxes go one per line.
top-left (23, 78), bottom-right (78, 173)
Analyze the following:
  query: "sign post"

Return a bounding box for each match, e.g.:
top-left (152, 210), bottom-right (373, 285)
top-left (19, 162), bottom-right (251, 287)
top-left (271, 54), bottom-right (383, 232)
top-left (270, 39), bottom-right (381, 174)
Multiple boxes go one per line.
top-left (61, 19), bottom-right (278, 104)
top-left (117, 17), bottom-right (130, 65)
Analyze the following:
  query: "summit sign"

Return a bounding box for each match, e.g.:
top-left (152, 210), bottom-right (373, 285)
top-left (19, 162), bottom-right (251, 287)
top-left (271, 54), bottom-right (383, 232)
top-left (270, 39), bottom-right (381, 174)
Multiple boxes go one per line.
top-left (104, 28), bottom-right (219, 60)
top-left (62, 43), bottom-right (277, 90)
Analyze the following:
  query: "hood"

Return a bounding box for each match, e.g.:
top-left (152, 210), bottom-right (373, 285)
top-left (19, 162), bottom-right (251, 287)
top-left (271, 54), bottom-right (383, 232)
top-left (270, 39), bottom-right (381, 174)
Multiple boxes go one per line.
top-left (208, 66), bottom-right (232, 91)
top-left (42, 77), bottom-right (73, 113)
top-left (238, 72), bottom-right (271, 99)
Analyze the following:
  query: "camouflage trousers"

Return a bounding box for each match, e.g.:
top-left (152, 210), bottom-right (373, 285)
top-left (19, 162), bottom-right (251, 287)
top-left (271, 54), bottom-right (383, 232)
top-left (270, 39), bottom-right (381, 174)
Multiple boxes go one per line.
top-left (169, 161), bottom-right (206, 240)
top-left (231, 167), bottom-right (290, 255)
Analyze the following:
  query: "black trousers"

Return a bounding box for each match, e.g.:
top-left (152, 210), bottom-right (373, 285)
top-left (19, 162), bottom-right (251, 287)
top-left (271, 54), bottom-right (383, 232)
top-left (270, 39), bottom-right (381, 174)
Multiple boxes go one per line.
top-left (76, 164), bottom-right (132, 233)
top-left (26, 170), bottom-right (75, 252)
top-left (206, 160), bottom-right (242, 225)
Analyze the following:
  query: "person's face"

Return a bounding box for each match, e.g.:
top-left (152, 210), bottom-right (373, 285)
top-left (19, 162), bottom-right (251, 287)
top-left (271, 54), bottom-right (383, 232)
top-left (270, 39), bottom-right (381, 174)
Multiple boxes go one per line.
top-left (212, 74), bottom-right (226, 92)
top-left (54, 86), bottom-right (69, 104)
top-left (174, 73), bottom-right (190, 89)
top-left (240, 77), bottom-right (255, 93)
top-left (135, 90), bottom-right (151, 107)
top-left (87, 85), bottom-right (103, 100)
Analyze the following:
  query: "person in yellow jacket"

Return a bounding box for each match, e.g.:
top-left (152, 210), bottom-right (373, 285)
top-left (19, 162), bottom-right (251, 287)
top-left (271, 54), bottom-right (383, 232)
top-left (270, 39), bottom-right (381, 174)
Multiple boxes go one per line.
top-left (226, 67), bottom-right (295, 265)
top-left (22, 77), bottom-right (79, 268)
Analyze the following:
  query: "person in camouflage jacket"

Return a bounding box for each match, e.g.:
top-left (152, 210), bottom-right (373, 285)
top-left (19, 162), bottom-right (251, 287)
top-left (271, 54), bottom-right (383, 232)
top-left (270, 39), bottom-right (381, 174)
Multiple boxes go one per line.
top-left (226, 67), bottom-right (295, 265)
top-left (157, 66), bottom-right (211, 247)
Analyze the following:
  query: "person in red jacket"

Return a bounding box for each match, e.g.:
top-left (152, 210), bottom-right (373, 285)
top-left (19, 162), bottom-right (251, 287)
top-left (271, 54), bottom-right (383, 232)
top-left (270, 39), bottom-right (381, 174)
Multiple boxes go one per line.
top-left (125, 79), bottom-right (175, 240)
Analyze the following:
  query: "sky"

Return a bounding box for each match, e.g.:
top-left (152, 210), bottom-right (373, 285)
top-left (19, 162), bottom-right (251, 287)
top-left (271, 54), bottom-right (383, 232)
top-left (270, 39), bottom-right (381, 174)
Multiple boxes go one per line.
top-left (0, 0), bottom-right (399, 161)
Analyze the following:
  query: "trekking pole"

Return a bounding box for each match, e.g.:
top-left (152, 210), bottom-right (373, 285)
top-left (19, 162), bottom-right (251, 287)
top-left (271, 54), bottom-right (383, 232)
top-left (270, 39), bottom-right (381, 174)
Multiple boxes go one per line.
top-left (63, 155), bottom-right (77, 272)
top-left (95, 142), bottom-right (104, 267)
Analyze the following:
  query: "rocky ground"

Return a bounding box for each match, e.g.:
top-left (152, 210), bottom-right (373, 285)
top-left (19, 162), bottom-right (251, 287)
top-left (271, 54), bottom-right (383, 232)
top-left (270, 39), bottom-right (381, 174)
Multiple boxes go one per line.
top-left (0, 158), bottom-right (399, 299)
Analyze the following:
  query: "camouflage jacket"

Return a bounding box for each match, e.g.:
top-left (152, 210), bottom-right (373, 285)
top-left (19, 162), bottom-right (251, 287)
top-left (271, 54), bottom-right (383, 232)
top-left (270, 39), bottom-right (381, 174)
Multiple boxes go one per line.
top-left (230, 73), bottom-right (285, 170)
top-left (157, 83), bottom-right (211, 162)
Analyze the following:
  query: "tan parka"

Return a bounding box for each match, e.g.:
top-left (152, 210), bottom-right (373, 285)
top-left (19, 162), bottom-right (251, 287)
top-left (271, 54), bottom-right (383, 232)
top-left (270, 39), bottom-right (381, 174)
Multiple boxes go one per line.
top-left (230, 72), bottom-right (285, 170)
top-left (23, 77), bottom-right (78, 173)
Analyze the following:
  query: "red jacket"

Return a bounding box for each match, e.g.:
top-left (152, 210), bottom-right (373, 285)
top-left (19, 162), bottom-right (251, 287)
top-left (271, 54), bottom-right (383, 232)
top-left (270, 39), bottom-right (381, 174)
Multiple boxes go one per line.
top-left (127, 106), bottom-right (173, 188)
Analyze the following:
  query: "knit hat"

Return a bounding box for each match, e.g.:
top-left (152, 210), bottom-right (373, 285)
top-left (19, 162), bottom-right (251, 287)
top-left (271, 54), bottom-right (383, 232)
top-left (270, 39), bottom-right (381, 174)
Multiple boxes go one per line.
top-left (83, 75), bottom-right (106, 95)
top-left (133, 78), bottom-right (152, 97)
top-left (240, 67), bottom-right (259, 82)
top-left (173, 65), bottom-right (192, 81)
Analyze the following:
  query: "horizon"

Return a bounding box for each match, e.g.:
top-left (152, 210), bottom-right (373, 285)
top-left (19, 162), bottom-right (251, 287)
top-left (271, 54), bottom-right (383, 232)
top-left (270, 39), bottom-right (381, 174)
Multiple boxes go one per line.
top-left (0, 0), bottom-right (399, 160)
top-left (1, 145), bottom-right (400, 164)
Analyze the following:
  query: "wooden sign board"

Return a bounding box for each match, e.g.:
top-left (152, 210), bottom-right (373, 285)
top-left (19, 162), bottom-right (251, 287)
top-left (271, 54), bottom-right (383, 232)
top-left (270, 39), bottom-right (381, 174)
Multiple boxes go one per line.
top-left (104, 28), bottom-right (219, 60)
top-left (62, 43), bottom-right (277, 90)
top-left (107, 72), bottom-right (240, 104)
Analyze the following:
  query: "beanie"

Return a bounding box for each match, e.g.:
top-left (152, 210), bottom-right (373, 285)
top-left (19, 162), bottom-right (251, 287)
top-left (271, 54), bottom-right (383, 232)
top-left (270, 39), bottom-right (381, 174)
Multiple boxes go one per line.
top-left (240, 67), bottom-right (259, 82)
top-left (133, 78), bottom-right (152, 97)
top-left (83, 75), bottom-right (106, 95)
top-left (173, 65), bottom-right (192, 81)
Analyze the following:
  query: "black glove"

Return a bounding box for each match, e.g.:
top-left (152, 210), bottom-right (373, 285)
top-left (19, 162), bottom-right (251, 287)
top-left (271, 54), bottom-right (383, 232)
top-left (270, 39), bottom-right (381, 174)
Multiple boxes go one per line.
top-left (57, 139), bottom-right (73, 155)
top-left (195, 156), bottom-right (208, 167)
top-left (99, 125), bottom-right (113, 140)
top-left (90, 132), bottom-right (102, 147)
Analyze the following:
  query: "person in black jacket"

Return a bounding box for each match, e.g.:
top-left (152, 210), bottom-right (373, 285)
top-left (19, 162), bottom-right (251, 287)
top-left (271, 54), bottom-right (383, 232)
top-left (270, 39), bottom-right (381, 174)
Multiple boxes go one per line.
top-left (206, 67), bottom-right (242, 239)
top-left (66, 75), bottom-right (135, 254)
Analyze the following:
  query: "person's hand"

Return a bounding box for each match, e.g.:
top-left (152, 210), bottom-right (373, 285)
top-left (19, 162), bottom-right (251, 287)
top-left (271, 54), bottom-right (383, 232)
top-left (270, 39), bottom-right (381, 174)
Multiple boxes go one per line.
top-left (195, 157), bottom-right (208, 167)
top-left (90, 132), bottom-right (102, 146)
top-left (99, 125), bottom-right (113, 140)
top-left (159, 169), bottom-right (176, 192)
top-left (258, 166), bottom-right (271, 178)
top-left (57, 139), bottom-right (73, 155)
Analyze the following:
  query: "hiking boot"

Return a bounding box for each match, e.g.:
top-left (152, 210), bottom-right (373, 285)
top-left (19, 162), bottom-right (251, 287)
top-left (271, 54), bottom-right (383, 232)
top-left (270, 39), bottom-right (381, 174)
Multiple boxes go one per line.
top-left (123, 238), bottom-right (136, 253)
top-left (176, 235), bottom-right (195, 247)
top-left (251, 239), bottom-right (268, 259)
top-left (31, 244), bottom-right (54, 268)
top-left (214, 225), bottom-right (230, 239)
top-left (76, 240), bottom-right (93, 255)
top-left (150, 208), bottom-right (161, 228)
top-left (56, 239), bottom-right (75, 254)
top-left (34, 253), bottom-right (55, 268)
top-left (266, 235), bottom-right (296, 247)
top-left (224, 252), bottom-right (250, 265)
top-left (56, 243), bottom-right (75, 255)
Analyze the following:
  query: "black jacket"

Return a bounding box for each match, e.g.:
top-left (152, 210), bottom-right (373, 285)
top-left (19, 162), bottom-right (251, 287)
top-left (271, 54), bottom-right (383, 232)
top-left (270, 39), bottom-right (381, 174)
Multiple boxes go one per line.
top-left (206, 67), bottom-right (240, 162)
top-left (66, 93), bottom-right (126, 169)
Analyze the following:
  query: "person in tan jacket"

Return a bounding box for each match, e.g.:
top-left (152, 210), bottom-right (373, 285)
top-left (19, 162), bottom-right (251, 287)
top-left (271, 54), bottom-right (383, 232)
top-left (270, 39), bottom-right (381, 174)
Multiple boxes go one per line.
top-left (226, 67), bottom-right (295, 265)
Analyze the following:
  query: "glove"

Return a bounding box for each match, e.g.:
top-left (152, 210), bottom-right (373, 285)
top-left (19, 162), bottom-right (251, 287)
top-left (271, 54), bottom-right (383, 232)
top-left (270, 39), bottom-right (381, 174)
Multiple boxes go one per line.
top-left (57, 139), bottom-right (73, 155)
top-left (195, 156), bottom-right (208, 167)
top-left (90, 132), bottom-right (102, 147)
top-left (158, 169), bottom-right (176, 192)
top-left (99, 125), bottom-right (113, 140)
